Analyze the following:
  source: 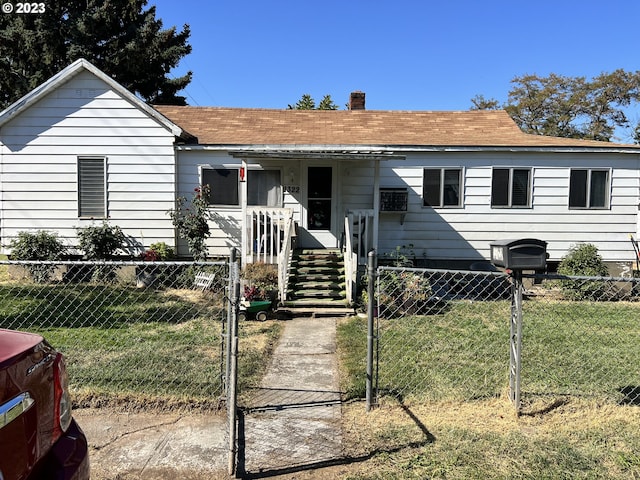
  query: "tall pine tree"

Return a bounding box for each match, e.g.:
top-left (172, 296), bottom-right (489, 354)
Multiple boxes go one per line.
top-left (0, 0), bottom-right (192, 108)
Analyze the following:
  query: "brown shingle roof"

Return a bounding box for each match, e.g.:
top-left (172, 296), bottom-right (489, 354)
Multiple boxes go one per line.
top-left (153, 106), bottom-right (639, 149)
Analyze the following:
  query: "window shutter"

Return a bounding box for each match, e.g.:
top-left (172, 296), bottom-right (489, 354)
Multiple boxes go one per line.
top-left (78, 158), bottom-right (106, 218)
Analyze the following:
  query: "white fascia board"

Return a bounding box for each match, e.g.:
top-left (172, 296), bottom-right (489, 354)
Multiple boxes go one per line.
top-left (173, 143), bottom-right (640, 155)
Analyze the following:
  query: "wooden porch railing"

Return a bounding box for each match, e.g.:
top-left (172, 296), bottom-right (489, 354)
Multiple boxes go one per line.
top-left (343, 209), bottom-right (375, 304)
top-left (245, 207), bottom-right (295, 301)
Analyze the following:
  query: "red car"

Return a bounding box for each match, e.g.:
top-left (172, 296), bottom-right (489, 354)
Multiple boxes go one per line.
top-left (0, 329), bottom-right (89, 480)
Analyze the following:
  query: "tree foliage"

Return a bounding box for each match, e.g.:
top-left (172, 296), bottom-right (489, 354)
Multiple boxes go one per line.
top-left (472, 70), bottom-right (640, 142)
top-left (288, 94), bottom-right (339, 110)
top-left (0, 0), bottom-right (192, 109)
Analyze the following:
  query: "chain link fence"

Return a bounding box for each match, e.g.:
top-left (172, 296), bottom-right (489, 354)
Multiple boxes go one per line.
top-left (373, 264), bottom-right (640, 410)
top-left (521, 273), bottom-right (640, 409)
top-left (0, 259), bottom-right (229, 410)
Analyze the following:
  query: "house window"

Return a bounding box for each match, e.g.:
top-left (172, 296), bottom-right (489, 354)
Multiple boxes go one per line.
top-left (202, 168), bottom-right (239, 206)
top-left (491, 168), bottom-right (531, 208)
top-left (248, 170), bottom-right (282, 206)
top-left (423, 168), bottom-right (462, 207)
top-left (569, 169), bottom-right (610, 209)
top-left (78, 157), bottom-right (106, 218)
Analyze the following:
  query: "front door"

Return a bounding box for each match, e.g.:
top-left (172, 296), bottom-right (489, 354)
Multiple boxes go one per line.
top-left (303, 166), bottom-right (337, 248)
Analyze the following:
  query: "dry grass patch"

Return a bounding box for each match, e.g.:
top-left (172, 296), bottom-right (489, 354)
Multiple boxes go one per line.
top-left (341, 396), bottom-right (640, 479)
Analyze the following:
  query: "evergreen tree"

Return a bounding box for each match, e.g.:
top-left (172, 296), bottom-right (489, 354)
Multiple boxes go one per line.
top-left (0, 0), bottom-right (192, 108)
top-left (288, 94), bottom-right (339, 110)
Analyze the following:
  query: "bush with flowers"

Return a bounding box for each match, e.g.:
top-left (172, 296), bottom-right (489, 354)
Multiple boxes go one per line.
top-left (167, 185), bottom-right (212, 262)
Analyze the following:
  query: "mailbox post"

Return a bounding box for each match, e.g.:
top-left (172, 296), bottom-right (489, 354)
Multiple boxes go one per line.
top-left (490, 239), bottom-right (547, 413)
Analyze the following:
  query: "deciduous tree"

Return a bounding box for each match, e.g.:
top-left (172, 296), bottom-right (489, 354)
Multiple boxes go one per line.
top-left (472, 70), bottom-right (640, 142)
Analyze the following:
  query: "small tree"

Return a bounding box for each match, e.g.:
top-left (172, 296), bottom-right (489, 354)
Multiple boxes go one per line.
top-left (8, 230), bottom-right (67, 283)
top-left (168, 185), bottom-right (212, 261)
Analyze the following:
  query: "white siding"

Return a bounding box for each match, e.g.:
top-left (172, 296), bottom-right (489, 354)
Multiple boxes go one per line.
top-left (0, 70), bottom-right (177, 254)
top-left (176, 150), bottom-right (244, 257)
top-left (374, 152), bottom-right (640, 264)
top-left (176, 149), bottom-right (640, 264)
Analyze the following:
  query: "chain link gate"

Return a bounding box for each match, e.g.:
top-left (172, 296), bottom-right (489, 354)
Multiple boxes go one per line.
top-left (367, 252), bottom-right (640, 412)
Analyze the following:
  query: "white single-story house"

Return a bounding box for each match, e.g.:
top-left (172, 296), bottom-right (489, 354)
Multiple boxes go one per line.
top-left (1, 59), bottom-right (640, 302)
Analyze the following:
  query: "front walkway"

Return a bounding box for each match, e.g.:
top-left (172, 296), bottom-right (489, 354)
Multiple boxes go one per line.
top-left (239, 317), bottom-right (343, 476)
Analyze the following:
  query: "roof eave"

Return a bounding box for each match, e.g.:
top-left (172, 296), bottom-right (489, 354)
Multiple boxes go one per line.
top-left (173, 143), bottom-right (640, 154)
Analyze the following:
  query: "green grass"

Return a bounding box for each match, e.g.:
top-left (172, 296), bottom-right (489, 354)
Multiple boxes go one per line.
top-left (0, 283), bottom-right (281, 409)
top-left (337, 297), bottom-right (640, 479)
top-left (339, 298), bottom-right (640, 406)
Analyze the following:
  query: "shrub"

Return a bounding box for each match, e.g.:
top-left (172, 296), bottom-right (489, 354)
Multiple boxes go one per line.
top-left (557, 243), bottom-right (612, 300)
top-left (76, 221), bottom-right (126, 259)
top-left (149, 242), bottom-right (175, 260)
top-left (378, 270), bottom-right (436, 317)
top-left (558, 243), bottom-right (609, 277)
top-left (242, 262), bottom-right (278, 301)
top-left (8, 230), bottom-right (67, 283)
top-left (76, 221), bottom-right (127, 282)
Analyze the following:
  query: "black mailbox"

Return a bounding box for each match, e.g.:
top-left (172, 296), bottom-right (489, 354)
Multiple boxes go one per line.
top-left (490, 238), bottom-right (547, 270)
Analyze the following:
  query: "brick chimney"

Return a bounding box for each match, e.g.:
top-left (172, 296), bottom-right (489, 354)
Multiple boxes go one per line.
top-left (349, 91), bottom-right (365, 110)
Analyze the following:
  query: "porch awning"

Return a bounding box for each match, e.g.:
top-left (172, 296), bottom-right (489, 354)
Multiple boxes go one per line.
top-left (228, 149), bottom-right (405, 161)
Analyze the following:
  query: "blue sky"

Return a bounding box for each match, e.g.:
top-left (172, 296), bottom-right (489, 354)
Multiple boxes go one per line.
top-left (152, 0), bottom-right (640, 112)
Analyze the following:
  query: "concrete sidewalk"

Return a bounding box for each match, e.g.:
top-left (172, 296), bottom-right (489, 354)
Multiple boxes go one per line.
top-left (75, 408), bottom-right (228, 479)
top-left (74, 316), bottom-right (343, 479)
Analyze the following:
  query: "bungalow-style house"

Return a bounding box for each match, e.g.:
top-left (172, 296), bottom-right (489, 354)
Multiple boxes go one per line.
top-left (1, 59), bottom-right (640, 307)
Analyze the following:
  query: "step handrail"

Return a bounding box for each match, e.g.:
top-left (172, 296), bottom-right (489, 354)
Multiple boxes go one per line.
top-left (277, 211), bottom-right (295, 302)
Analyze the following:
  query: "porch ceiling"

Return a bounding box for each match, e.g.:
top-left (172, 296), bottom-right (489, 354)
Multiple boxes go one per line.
top-left (228, 149), bottom-right (405, 161)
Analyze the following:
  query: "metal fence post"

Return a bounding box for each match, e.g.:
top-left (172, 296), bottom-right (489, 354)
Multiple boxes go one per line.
top-left (366, 249), bottom-right (377, 411)
top-left (509, 269), bottom-right (524, 414)
top-left (225, 250), bottom-right (235, 394)
top-left (228, 248), bottom-right (240, 476)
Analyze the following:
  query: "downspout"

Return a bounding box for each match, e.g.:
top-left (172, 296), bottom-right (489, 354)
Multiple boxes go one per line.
top-left (173, 145), bottom-right (179, 255)
top-left (373, 159), bottom-right (380, 253)
top-left (240, 157), bottom-right (248, 268)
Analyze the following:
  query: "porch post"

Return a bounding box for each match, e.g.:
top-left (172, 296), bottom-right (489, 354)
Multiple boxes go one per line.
top-left (240, 157), bottom-right (248, 268)
top-left (372, 159), bottom-right (380, 252)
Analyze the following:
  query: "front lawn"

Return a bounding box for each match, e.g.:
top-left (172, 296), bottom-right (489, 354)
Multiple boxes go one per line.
top-left (337, 298), bottom-right (640, 479)
top-left (0, 283), bottom-right (281, 410)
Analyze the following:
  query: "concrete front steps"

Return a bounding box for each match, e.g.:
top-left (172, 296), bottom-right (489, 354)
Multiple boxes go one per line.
top-left (280, 249), bottom-right (354, 317)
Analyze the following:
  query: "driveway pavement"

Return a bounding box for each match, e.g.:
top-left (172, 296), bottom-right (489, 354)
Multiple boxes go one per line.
top-left (74, 316), bottom-right (343, 479)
